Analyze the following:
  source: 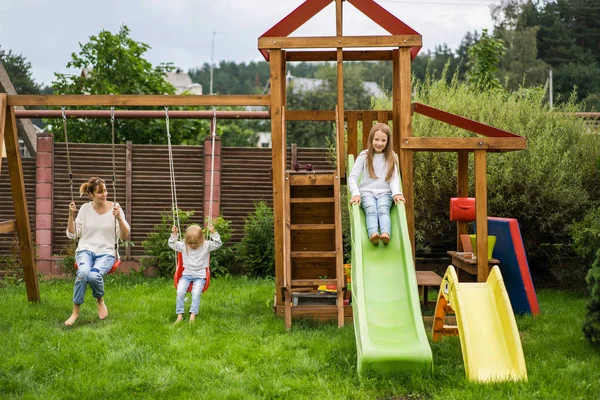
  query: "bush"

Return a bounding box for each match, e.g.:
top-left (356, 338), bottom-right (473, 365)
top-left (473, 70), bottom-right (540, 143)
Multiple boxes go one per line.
top-left (236, 202), bottom-right (275, 278)
top-left (57, 240), bottom-right (77, 275)
top-left (372, 69), bottom-right (600, 276)
top-left (208, 216), bottom-right (237, 277)
top-left (583, 249), bottom-right (600, 348)
top-left (571, 206), bottom-right (600, 266)
top-left (142, 208), bottom-right (194, 278)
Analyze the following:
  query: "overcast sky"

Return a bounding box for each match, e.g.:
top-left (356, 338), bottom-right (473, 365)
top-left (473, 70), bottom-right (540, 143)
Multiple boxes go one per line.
top-left (1, 0), bottom-right (499, 87)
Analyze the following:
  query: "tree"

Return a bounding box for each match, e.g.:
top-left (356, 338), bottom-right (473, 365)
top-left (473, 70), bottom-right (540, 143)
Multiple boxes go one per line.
top-left (50, 25), bottom-right (208, 144)
top-left (466, 29), bottom-right (506, 91)
top-left (0, 46), bottom-right (41, 94)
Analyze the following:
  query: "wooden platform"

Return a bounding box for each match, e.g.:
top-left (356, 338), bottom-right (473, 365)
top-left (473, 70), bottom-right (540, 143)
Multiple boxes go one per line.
top-left (416, 270), bottom-right (442, 306)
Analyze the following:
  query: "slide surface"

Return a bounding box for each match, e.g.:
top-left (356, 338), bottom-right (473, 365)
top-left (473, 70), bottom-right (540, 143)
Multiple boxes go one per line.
top-left (347, 156), bottom-right (432, 375)
top-left (439, 265), bottom-right (527, 382)
top-left (488, 217), bottom-right (540, 315)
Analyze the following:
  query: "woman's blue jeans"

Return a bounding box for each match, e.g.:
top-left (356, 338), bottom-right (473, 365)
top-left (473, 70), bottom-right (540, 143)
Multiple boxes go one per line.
top-left (361, 193), bottom-right (393, 238)
top-left (176, 276), bottom-right (206, 315)
top-left (72, 250), bottom-right (116, 305)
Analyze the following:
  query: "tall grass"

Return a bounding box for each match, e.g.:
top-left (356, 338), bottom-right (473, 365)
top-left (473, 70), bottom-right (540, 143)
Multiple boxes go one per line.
top-left (1, 276), bottom-right (600, 399)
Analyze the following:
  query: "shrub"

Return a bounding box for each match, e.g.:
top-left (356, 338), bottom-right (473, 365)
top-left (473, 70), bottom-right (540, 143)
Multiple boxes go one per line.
top-left (208, 216), bottom-right (237, 277)
top-left (236, 202), bottom-right (275, 278)
top-left (57, 240), bottom-right (77, 275)
top-left (571, 206), bottom-right (600, 266)
top-left (142, 208), bottom-right (193, 278)
top-left (372, 70), bottom-right (600, 276)
top-left (583, 249), bottom-right (600, 348)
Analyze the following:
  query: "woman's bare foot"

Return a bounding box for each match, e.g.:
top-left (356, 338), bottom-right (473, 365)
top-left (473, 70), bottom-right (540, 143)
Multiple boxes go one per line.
top-left (380, 233), bottom-right (390, 244)
top-left (64, 313), bottom-right (79, 326)
top-left (97, 298), bottom-right (108, 320)
top-left (189, 314), bottom-right (197, 324)
top-left (370, 233), bottom-right (379, 244)
top-left (173, 314), bottom-right (184, 325)
top-left (65, 304), bottom-right (81, 326)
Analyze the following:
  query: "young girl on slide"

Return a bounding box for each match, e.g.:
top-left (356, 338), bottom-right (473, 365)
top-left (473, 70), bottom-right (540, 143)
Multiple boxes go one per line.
top-left (347, 123), bottom-right (405, 245)
top-left (169, 224), bottom-right (222, 324)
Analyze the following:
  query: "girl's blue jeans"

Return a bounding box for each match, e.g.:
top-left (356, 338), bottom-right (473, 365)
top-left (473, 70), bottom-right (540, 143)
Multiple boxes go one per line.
top-left (72, 250), bottom-right (116, 305)
top-left (361, 193), bottom-right (393, 238)
top-left (176, 276), bottom-right (206, 315)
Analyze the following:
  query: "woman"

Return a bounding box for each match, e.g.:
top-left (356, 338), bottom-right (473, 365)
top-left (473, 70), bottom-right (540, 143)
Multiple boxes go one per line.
top-left (65, 177), bottom-right (130, 326)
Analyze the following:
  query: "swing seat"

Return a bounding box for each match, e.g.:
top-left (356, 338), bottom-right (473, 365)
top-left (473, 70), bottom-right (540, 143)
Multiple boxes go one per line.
top-left (174, 252), bottom-right (211, 293)
top-left (73, 259), bottom-right (121, 274)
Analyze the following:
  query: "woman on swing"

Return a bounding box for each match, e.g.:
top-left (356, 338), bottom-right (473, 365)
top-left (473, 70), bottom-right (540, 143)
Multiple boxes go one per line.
top-left (65, 177), bottom-right (130, 326)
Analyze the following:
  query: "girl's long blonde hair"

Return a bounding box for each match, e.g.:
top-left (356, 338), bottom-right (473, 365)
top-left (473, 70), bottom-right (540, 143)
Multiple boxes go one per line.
top-left (365, 123), bottom-right (397, 182)
top-left (184, 224), bottom-right (204, 253)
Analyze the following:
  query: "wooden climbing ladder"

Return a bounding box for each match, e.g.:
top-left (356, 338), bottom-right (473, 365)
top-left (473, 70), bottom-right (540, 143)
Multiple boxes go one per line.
top-left (282, 170), bottom-right (345, 329)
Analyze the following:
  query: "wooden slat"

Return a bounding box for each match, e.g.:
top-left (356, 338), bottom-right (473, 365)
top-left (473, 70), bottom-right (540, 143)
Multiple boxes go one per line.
top-left (475, 150), bottom-right (489, 282)
top-left (457, 150), bottom-right (469, 251)
top-left (290, 197), bottom-right (334, 204)
top-left (7, 94), bottom-right (271, 107)
top-left (362, 111), bottom-right (372, 150)
top-left (292, 278), bottom-right (337, 286)
top-left (286, 50), bottom-right (394, 62)
top-left (290, 224), bottom-right (335, 230)
top-left (347, 111), bottom-right (358, 157)
top-left (0, 219), bottom-right (16, 233)
top-left (291, 251), bottom-right (336, 258)
top-left (289, 173), bottom-right (334, 186)
top-left (333, 161), bottom-right (344, 327)
top-left (400, 137), bottom-right (527, 152)
top-left (258, 35), bottom-right (422, 49)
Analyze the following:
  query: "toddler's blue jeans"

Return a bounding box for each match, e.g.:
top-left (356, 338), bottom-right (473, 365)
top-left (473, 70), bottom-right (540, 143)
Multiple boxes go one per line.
top-left (73, 250), bottom-right (116, 304)
top-left (361, 193), bottom-right (393, 238)
top-left (176, 276), bottom-right (206, 315)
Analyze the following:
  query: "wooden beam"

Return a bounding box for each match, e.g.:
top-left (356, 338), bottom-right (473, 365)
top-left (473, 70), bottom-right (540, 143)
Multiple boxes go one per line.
top-left (474, 150), bottom-right (489, 282)
top-left (398, 48), bottom-right (415, 255)
top-left (125, 141), bottom-right (133, 258)
top-left (284, 109), bottom-right (393, 121)
top-left (336, 47), bottom-right (345, 178)
top-left (392, 49), bottom-right (400, 155)
top-left (0, 63), bottom-right (36, 155)
top-left (270, 50), bottom-right (286, 310)
top-left (400, 137), bottom-right (527, 152)
top-left (457, 150), bottom-right (469, 251)
top-left (0, 219), bottom-right (16, 234)
top-left (0, 94), bottom-right (5, 176)
top-left (258, 35), bottom-right (422, 50)
top-left (347, 111), bottom-right (358, 158)
top-left (286, 50), bottom-right (393, 62)
top-left (413, 102), bottom-right (522, 138)
top-left (3, 98), bottom-right (40, 302)
top-left (7, 94), bottom-right (271, 107)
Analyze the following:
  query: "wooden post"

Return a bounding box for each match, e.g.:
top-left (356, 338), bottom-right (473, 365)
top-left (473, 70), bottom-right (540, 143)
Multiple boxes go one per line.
top-left (398, 48), bottom-right (415, 255)
top-left (392, 49), bottom-right (401, 155)
top-left (1, 94), bottom-right (40, 301)
top-left (347, 111), bottom-right (358, 157)
top-left (474, 150), bottom-right (489, 282)
top-left (270, 49), bottom-right (286, 308)
top-left (125, 141), bottom-right (133, 258)
top-left (456, 150), bottom-right (469, 251)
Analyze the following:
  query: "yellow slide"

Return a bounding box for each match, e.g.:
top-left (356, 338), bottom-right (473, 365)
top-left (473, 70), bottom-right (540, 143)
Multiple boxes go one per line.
top-left (432, 265), bottom-right (527, 382)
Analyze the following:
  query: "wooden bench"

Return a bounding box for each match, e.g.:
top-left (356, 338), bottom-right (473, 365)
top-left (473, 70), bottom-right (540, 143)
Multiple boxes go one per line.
top-left (416, 270), bottom-right (442, 307)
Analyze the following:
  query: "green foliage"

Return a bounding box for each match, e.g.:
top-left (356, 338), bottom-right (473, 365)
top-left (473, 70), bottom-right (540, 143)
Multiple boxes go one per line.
top-left (207, 216), bottom-right (236, 277)
top-left (236, 202), bottom-right (275, 278)
top-left (375, 72), bottom-right (600, 274)
top-left (0, 46), bottom-right (41, 93)
top-left (56, 240), bottom-right (77, 276)
top-left (49, 25), bottom-right (209, 145)
top-left (466, 29), bottom-right (506, 91)
top-left (0, 237), bottom-right (25, 287)
top-left (571, 206), bottom-right (600, 266)
top-left (142, 208), bottom-right (194, 278)
top-left (583, 249), bottom-right (600, 348)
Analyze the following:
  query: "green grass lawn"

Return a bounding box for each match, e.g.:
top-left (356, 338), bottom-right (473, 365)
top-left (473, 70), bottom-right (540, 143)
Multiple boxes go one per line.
top-left (0, 275), bottom-right (599, 400)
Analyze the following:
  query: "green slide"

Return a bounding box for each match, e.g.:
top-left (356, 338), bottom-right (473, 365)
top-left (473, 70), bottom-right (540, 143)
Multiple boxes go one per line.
top-left (347, 155), bottom-right (433, 375)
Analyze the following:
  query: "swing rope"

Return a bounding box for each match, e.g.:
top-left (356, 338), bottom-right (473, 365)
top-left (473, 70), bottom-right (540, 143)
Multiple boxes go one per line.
top-left (165, 107), bottom-right (181, 239)
top-left (110, 107), bottom-right (120, 260)
top-left (207, 108), bottom-right (217, 239)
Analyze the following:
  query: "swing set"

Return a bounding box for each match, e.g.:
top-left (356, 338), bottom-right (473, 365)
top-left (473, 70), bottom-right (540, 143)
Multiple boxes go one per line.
top-left (3, 1), bottom-right (526, 333)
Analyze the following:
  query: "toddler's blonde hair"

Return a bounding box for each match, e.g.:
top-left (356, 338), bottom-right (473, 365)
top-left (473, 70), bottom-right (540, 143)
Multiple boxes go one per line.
top-left (184, 224), bottom-right (204, 253)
